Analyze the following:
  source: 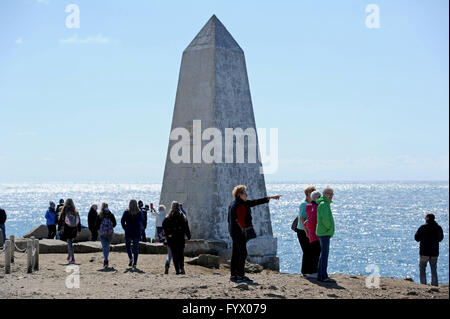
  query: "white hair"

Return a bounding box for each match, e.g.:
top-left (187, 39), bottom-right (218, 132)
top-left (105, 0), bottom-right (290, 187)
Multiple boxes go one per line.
top-left (158, 205), bottom-right (166, 211)
top-left (311, 191), bottom-right (321, 201)
top-left (323, 187), bottom-right (334, 196)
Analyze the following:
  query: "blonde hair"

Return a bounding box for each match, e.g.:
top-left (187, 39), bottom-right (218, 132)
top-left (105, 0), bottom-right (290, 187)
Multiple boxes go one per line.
top-left (99, 202), bottom-right (108, 217)
top-left (232, 185), bottom-right (246, 198)
top-left (304, 186), bottom-right (316, 197)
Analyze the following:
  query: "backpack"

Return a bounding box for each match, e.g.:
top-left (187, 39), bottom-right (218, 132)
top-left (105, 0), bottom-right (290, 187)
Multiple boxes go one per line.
top-left (291, 216), bottom-right (299, 233)
top-left (65, 212), bottom-right (79, 228)
top-left (99, 217), bottom-right (114, 236)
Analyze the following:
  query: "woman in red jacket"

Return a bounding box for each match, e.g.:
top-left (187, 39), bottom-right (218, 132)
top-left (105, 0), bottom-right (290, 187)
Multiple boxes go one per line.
top-left (228, 185), bottom-right (281, 283)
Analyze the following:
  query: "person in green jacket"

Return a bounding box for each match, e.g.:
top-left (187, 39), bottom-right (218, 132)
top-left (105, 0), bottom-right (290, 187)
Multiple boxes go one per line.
top-left (316, 187), bottom-right (335, 282)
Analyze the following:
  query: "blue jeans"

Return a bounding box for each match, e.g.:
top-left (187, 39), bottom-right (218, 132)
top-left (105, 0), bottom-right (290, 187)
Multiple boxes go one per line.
top-left (125, 237), bottom-right (140, 265)
top-left (67, 239), bottom-right (74, 260)
top-left (0, 224), bottom-right (6, 243)
top-left (100, 234), bottom-right (113, 261)
top-left (420, 256), bottom-right (439, 286)
top-left (156, 227), bottom-right (164, 243)
top-left (318, 236), bottom-right (331, 281)
top-left (165, 246), bottom-right (173, 267)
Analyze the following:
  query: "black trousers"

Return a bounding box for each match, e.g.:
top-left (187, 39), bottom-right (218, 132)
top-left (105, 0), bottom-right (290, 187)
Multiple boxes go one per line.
top-left (47, 225), bottom-right (56, 239)
top-left (297, 229), bottom-right (314, 274)
top-left (140, 229), bottom-right (147, 242)
top-left (231, 234), bottom-right (247, 277)
top-left (90, 228), bottom-right (98, 241)
top-left (169, 243), bottom-right (185, 274)
top-left (309, 240), bottom-right (321, 274)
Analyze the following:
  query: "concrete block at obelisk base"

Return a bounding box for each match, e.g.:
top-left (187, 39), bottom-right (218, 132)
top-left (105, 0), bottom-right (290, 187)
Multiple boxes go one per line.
top-left (38, 239), bottom-right (68, 254)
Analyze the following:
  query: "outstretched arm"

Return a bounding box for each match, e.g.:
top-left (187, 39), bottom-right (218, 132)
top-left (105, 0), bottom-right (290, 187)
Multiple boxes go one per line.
top-left (246, 195), bottom-right (281, 208)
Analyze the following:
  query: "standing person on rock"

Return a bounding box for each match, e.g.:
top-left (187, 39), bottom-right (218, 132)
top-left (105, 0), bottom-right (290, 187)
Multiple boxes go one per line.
top-left (316, 187), bottom-right (335, 282)
top-left (138, 200), bottom-right (148, 242)
top-left (0, 207), bottom-right (7, 243)
top-left (228, 185), bottom-right (281, 283)
top-left (297, 186), bottom-right (316, 276)
top-left (121, 199), bottom-right (143, 269)
top-left (45, 201), bottom-right (58, 239)
top-left (415, 213), bottom-right (444, 286)
top-left (95, 203), bottom-right (117, 269)
top-left (88, 204), bottom-right (99, 241)
top-left (304, 191), bottom-right (322, 278)
top-left (162, 201), bottom-right (191, 275)
top-left (57, 198), bottom-right (81, 264)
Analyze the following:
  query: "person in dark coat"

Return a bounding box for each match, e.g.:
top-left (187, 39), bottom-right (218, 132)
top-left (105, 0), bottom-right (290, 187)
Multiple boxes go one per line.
top-left (121, 199), bottom-right (143, 269)
top-left (162, 201), bottom-right (191, 275)
top-left (415, 213), bottom-right (444, 286)
top-left (95, 203), bottom-right (116, 268)
top-left (228, 185), bottom-right (281, 283)
top-left (88, 204), bottom-right (99, 241)
top-left (0, 207), bottom-right (7, 243)
top-left (57, 198), bottom-right (81, 264)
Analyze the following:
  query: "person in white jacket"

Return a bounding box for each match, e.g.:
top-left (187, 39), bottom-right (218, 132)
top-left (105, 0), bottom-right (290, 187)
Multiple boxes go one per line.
top-left (151, 205), bottom-right (167, 243)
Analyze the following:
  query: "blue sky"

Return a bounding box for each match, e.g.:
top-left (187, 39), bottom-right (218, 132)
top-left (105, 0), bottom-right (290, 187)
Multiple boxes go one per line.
top-left (0, 0), bottom-right (448, 182)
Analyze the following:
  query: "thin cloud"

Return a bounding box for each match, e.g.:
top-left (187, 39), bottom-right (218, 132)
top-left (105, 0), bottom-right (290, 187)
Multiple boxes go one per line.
top-left (59, 34), bottom-right (112, 44)
top-left (15, 37), bottom-right (23, 44)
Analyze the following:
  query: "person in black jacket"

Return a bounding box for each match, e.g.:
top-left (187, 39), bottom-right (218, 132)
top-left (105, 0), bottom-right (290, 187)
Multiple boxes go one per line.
top-left (0, 207), bottom-right (7, 243)
top-left (121, 200), bottom-right (143, 269)
top-left (57, 199), bottom-right (81, 264)
top-left (415, 214), bottom-right (444, 286)
top-left (95, 203), bottom-right (117, 268)
top-left (138, 200), bottom-right (148, 242)
top-left (162, 201), bottom-right (191, 275)
top-left (228, 185), bottom-right (281, 283)
top-left (88, 204), bottom-right (99, 241)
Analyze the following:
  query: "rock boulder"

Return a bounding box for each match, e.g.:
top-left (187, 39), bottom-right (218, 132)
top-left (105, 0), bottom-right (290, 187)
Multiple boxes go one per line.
top-left (24, 225), bottom-right (48, 240)
top-left (186, 254), bottom-right (220, 269)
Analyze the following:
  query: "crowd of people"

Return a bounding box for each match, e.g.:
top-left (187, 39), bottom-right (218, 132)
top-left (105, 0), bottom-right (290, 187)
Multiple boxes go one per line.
top-left (41, 198), bottom-right (191, 273)
top-left (0, 185), bottom-right (445, 286)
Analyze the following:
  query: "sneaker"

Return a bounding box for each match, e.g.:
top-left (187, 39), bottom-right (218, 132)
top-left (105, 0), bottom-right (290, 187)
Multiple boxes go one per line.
top-left (128, 260), bottom-right (133, 267)
top-left (180, 269), bottom-right (186, 275)
top-left (66, 256), bottom-right (70, 262)
top-left (164, 266), bottom-right (169, 275)
top-left (132, 264), bottom-right (137, 270)
top-left (240, 276), bottom-right (253, 282)
top-left (104, 260), bottom-right (108, 269)
top-left (230, 275), bottom-right (239, 282)
top-left (69, 258), bottom-right (75, 264)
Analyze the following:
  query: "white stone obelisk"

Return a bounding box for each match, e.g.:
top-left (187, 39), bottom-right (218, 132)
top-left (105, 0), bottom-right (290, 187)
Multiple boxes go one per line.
top-left (159, 15), bottom-right (278, 269)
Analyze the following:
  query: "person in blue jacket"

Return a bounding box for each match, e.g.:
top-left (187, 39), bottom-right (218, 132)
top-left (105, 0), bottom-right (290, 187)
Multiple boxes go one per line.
top-left (45, 201), bottom-right (58, 239)
top-left (121, 199), bottom-right (143, 269)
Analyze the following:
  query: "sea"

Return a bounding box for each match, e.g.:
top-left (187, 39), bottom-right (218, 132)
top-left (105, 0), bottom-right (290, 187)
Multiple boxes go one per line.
top-left (0, 182), bottom-right (448, 283)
